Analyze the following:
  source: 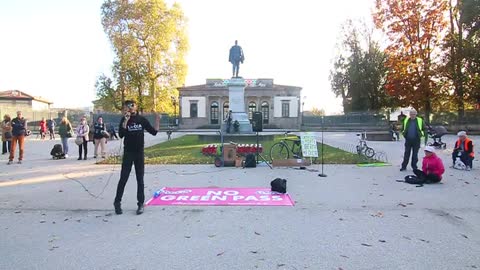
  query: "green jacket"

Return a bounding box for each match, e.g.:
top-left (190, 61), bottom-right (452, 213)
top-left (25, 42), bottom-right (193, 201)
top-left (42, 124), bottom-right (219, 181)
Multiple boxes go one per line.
top-left (402, 117), bottom-right (427, 143)
top-left (58, 122), bottom-right (73, 138)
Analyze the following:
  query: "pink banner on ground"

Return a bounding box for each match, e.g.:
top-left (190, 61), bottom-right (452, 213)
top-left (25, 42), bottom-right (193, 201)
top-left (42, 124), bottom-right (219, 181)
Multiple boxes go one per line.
top-left (146, 187), bottom-right (294, 206)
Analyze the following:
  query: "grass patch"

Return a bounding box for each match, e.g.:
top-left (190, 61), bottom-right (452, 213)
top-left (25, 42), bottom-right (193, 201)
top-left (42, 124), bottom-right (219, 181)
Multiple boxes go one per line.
top-left (99, 135), bottom-right (368, 165)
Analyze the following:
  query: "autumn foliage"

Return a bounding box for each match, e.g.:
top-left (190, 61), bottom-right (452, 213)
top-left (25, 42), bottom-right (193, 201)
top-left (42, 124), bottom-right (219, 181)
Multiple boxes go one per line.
top-left (374, 0), bottom-right (449, 120)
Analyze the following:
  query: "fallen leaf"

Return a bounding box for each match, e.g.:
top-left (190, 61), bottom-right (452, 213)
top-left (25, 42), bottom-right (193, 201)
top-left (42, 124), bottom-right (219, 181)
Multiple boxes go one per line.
top-left (105, 213), bottom-right (113, 217)
top-left (95, 215), bottom-right (102, 218)
top-left (454, 216), bottom-right (463, 220)
top-left (361, 243), bottom-right (372, 247)
top-left (419, 239), bottom-right (430, 243)
top-left (398, 203), bottom-right (407, 207)
top-left (76, 219), bottom-right (81, 222)
top-left (406, 203), bottom-right (414, 205)
top-left (340, 255), bottom-right (349, 258)
top-left (250, 251), bottom-right (258, 254)
top-left (254, 232), bottom-right (261, 235)
top-left (102, 219), bottom-right (108, 222)
top-left (465, 181), bottom-right (470, 184)
top-left (216, 251), bottom-right (225, 256)
top-left (14, 211), bottom-right (21, 214)
top-left (184, 236), bottom-right (191, 239)
top-left (403, 236), bottom-right (411, 240)
top-left (40, 220), bottom-right (46, 223)
top-left (64, 218), bottom-right (69, 222)
top-left (58, 190), bottom-right (63, 192)
top-left (208, 234), bottom-right (216, 238)
top-left (277, 264), bottom-right (286, 267)
top-left (461, 234), bottom-right (469, 239)
top-left (401, 214), bottom-right (409, 218)
top-left (378, 240), bottom-right (386, 243)
top-left (339, 218), bottom-right (344, 221)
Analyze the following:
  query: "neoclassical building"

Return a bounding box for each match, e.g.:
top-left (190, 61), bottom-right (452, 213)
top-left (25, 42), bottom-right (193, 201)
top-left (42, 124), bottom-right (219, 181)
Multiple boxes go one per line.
top-left (178, 78), bottom-right (302, 129)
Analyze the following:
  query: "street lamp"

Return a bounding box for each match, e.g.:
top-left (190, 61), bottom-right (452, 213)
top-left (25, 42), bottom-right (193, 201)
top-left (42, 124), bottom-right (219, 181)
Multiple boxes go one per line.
top-left (171, 96), bottom-right (178, 126)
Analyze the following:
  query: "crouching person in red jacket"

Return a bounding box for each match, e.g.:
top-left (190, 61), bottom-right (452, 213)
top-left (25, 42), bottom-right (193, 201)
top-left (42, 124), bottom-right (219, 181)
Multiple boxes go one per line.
top-left (414, 146), bottom-right (445, 183)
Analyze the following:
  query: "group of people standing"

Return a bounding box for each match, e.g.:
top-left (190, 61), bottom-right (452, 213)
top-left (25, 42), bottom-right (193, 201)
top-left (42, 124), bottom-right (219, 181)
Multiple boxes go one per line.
top-left (1, 112), bottom-right (120, 162)
top-left (400, 109), bottom-right (475, 184)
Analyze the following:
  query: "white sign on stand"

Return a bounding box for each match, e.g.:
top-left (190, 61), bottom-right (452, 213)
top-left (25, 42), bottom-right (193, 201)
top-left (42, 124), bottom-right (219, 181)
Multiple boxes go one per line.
top-left (301, 133), bottom-right (319, 158)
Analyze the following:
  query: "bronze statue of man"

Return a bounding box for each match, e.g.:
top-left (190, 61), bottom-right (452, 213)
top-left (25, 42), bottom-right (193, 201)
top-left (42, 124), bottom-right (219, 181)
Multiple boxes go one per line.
top-left (228, 40), bottom-right (245, 78)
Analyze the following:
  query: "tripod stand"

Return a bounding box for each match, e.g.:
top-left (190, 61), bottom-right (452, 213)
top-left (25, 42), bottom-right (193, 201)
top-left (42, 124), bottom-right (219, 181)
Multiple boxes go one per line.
top-left (256, 131), bottom-right (272, 169)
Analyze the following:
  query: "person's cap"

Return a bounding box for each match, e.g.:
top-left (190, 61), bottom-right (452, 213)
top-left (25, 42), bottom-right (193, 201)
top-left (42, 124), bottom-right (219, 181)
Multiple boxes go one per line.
top-left (124, 100), bottom-right (135, 106)
top-left (457, 131), bottom-right (467, 137)
top-left (424, 146), bottom-right (435, 153)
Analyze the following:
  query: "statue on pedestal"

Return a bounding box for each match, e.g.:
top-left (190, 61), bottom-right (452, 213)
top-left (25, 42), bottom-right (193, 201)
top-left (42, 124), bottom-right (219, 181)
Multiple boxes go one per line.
top-left (228, 40), bottom-right (245, 78)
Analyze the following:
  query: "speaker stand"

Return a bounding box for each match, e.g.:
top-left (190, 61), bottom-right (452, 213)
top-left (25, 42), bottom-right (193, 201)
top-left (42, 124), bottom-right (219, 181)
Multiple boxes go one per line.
top-left (256, 131), bottom-right (272, 169)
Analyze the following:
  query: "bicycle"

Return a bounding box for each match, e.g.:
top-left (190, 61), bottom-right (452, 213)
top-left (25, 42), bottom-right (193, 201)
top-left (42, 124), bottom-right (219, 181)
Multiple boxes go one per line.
top-left (269, 132), bottom-right (317, 163)
top-left (356, 131), bottom-right (375, 158)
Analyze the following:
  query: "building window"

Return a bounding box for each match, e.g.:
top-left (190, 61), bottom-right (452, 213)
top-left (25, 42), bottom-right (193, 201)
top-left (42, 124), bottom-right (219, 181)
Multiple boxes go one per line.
top-left (281, 101), bottom-right (290, 118)
top-left (261, 102), bottom-right (269, 124)
top-left (248, 101), bottom-right (256, 120)
top-left (210, 102), bottom-right (219, 124)
top-left (223, 102), bottom-right (229, 120)
top-left (190, 102), bottom-right (198, 118)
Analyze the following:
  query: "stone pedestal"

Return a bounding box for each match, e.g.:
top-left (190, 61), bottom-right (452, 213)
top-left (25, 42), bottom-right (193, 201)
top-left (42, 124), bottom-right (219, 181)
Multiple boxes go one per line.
top-left (226, 78), bottom-right (252, 133)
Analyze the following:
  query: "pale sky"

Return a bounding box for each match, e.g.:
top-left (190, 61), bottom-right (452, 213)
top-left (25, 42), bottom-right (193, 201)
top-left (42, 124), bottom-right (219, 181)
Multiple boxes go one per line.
top-left (0, 0), bottom-right (374, 113)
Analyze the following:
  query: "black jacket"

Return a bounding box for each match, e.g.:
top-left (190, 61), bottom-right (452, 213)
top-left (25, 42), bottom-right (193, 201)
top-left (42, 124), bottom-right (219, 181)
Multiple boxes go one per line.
top-left (11, 117), bottom-right (27, 136)
top-left (119, 114), bottom-right (157, 152)
top-left (93, 123), bottom-right (106, 139)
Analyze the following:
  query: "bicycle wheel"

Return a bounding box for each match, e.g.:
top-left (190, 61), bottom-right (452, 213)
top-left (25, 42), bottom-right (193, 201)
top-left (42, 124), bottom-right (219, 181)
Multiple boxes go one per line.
top-left (364, 147), bottom-right (375, 158)
top-left (269, 142), bottom-right (290, 161)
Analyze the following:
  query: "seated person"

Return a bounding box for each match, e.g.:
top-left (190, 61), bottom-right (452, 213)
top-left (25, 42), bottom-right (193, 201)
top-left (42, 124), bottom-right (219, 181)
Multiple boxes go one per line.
top-left (414, 146), bottom-right (445, 183)
top-left (452, 131), bottom-right (474, 170)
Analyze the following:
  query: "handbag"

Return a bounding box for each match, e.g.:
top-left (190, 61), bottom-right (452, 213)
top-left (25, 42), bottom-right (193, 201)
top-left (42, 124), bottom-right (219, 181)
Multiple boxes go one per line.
top-left (75, 136), bottom-right (84, 146)
top-left (4, 131), bottom-right (12, 140)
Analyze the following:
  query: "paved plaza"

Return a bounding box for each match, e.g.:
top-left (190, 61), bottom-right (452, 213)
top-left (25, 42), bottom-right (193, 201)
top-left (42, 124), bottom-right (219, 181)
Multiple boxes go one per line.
top-left (0, 132), bottom-right (479, 270)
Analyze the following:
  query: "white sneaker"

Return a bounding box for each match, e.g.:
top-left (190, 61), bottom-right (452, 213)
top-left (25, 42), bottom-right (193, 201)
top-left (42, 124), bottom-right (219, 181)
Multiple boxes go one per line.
top-left (65, 154), bottom-right (68, 158)
top-left (466, 166), bottom-right (471, 171)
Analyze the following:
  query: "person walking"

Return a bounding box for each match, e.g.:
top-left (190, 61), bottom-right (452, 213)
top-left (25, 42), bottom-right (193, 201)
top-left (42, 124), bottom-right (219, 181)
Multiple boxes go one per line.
top-left (48, 117), bottom-right (56, 140)
top-left (58, 117), bottom-right (73, 158)
top-left (114, 100), bottom-right (158, 215)
top-left (93, 116), bottom-right (107, 159)
top-left (75, 117), bottom-right (89, 160)
top-left (8, 111), bottom-right (28, 164)
top-left (400, 109), bottom-right (427, 171)
top-left (1, 114), bottom-right (12, 154)
top-left (107, 123), bottom-right (118, 140)
top-left (452, 131), bottom-right (474, 170)
top-left (413, 146), bottom-right (445, 183)
top-left (39, 118), bottom-right (47, 140)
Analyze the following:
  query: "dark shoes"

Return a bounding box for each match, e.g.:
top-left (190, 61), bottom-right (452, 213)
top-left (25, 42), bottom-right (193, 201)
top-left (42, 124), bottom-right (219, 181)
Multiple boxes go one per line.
top-left (78, 157), bottom-right (82, 160)
top-left (84, 156), bottom-right (87, 160)
top-left (400, 168), bottom-right (406, 171)
top-left (136, 205), bottom-right (144, 215)
top-left (114, 203), bottom-right (122, 215)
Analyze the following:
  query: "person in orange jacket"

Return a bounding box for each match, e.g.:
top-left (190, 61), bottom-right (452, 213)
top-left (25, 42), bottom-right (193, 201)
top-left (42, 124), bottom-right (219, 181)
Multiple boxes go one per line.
top-left (452, 131), bottom-right (474, 170)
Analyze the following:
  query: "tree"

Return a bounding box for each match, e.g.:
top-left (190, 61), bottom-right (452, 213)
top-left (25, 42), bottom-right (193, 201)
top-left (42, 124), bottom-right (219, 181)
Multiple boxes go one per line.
top-left (330, 20), bottom-right (391, 113)
top-left (374, 0), bottom-right (449, 122)
top-left (310, 107), bottom-right (326, 116)
top-left (98, 0), bottom-right (188, 113)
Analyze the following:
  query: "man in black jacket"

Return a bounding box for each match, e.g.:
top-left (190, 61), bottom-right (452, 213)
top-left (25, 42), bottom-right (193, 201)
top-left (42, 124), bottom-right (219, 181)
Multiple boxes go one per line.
top-left (114, 100), bottom-right (158, 215)
top-left (400, 109), bottom-right (427, 171)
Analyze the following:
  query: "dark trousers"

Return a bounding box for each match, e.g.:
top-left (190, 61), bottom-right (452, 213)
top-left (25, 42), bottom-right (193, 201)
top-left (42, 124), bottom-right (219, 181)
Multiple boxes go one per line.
top-left (78, 138), bottom-right (87, 158)
top-left (49, 128), bottom-right (55, 139)
top-left (452, 151), bottom-right (473, 167)
top-left (402, 139), bottom-right (420, 170)
top-left (414, 169), bottom-right (441, 183)
top-left (2, 140), bottom-right (11, 154)
top-left (114, 151), bottom-right (145, 207)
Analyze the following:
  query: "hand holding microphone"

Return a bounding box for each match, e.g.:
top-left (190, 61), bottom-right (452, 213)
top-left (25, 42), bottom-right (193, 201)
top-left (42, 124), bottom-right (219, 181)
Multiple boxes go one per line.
top-left (123, 112), bottom-right (130, 129)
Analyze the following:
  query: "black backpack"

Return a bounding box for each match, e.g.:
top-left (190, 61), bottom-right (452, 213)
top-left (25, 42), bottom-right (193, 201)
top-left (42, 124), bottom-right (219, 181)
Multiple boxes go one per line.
top-left (50, 144), bottom-right (65, 159)
top-left (271, 178), bottom-right (287, 193)
top-left (396, 175), bottom-right (426, 187)
top-left (244, 154), bottom-right (256, 168)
